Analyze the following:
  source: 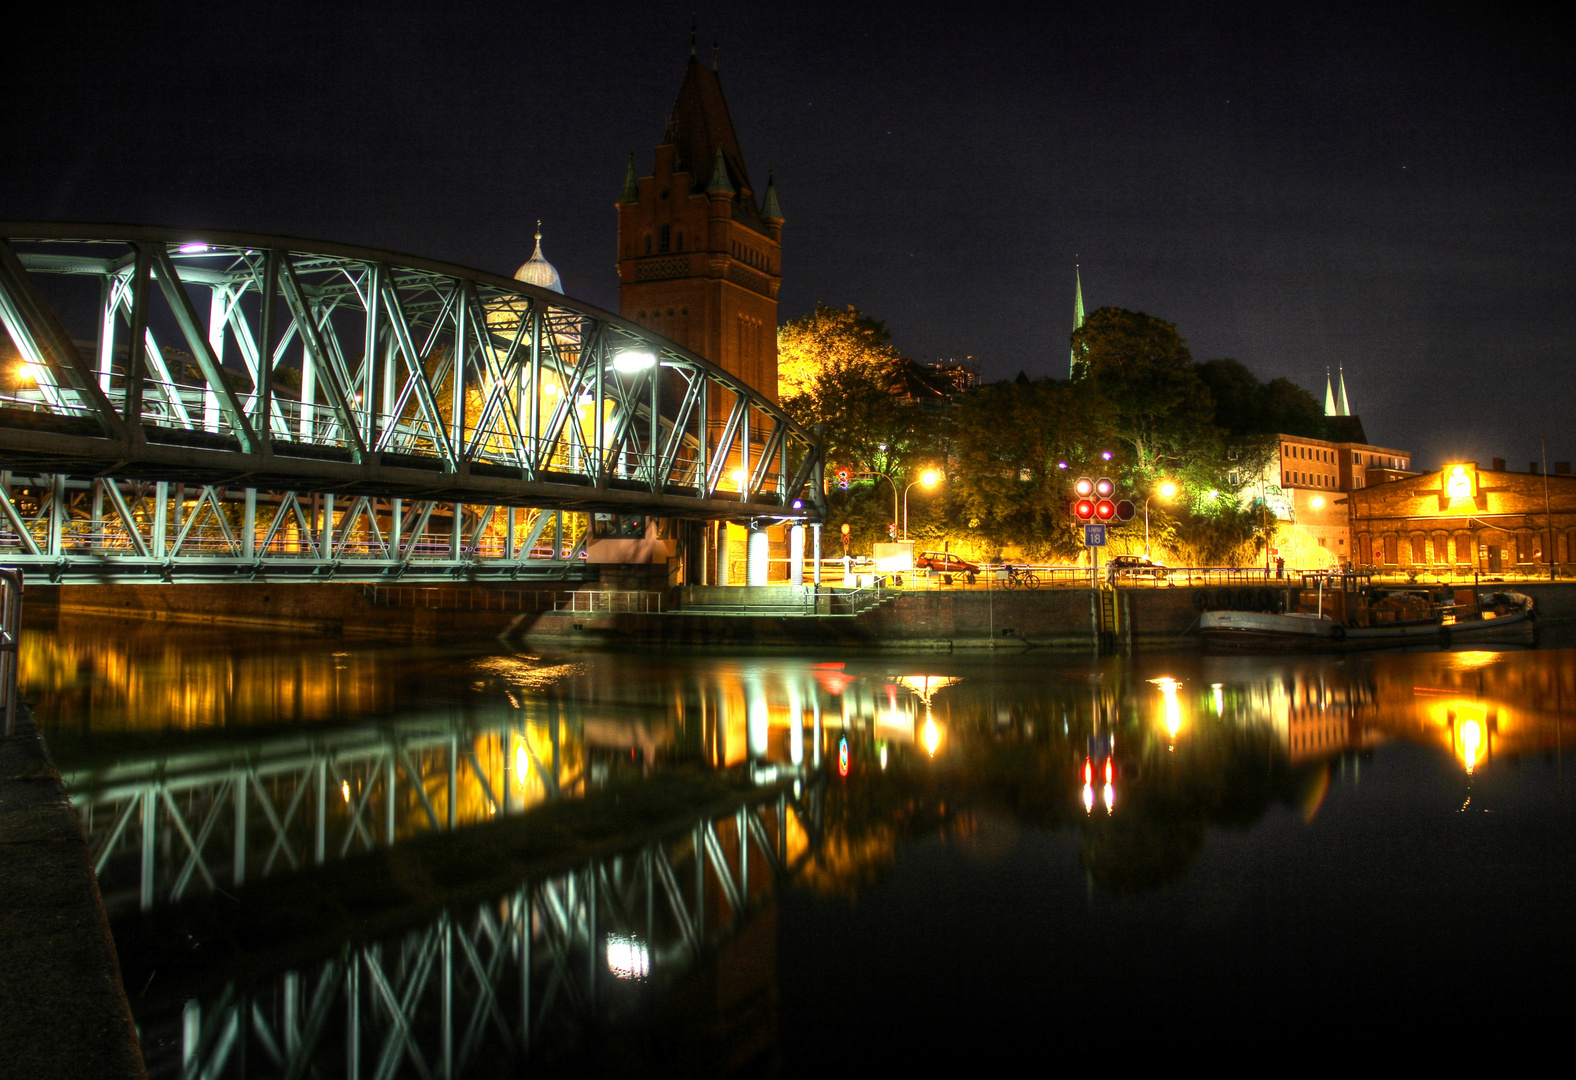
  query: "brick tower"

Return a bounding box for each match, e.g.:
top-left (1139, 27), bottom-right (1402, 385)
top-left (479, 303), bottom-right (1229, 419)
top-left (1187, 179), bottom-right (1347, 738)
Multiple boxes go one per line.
top-left (617, 50), bottom-right (782, 401)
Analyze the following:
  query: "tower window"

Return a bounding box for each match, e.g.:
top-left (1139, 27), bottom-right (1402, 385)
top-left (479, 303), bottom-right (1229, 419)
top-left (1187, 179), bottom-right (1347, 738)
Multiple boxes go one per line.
top-left (659, 225), bottom-right (670, 253)
top-left (676, 231), bottom-right (684, 251)
top-left (644, 235), bottom-right (651, 255)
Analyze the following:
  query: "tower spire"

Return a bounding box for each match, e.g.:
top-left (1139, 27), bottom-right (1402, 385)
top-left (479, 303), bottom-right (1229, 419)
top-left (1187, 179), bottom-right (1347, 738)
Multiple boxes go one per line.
top-left (1070, 265), bottom-right (1085, 378)
top-left (1337, 365), bottom-right (1351, 417)
top-left (1324, 369), bottom-right (1337, 416)
top-left (690, 18), bottom-right (697, 57)
top-left (619, 151), bottom-right (639, 203)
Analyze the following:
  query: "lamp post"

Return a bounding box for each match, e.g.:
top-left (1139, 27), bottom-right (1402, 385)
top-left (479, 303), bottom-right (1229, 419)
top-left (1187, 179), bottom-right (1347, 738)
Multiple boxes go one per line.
top-left (1144, 481), bottom-right (1177, 557)
top-left (903, 469), bottom-right (941, 539)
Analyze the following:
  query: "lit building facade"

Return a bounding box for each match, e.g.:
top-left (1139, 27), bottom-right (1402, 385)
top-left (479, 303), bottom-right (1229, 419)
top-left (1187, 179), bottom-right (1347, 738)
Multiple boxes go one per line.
top-left (1347, 458), bottom-right (1576, 573)
top-left (1240, 433), bottom-right (1414, 568)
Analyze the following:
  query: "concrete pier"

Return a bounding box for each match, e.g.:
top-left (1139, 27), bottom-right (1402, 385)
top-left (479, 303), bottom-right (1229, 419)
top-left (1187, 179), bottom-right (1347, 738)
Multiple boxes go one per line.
top-left (0, 706), bottom-right (145, 1078)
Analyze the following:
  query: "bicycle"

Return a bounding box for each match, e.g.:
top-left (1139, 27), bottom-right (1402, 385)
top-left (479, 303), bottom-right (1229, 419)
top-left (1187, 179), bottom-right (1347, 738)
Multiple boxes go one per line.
top-left (1005, 566), bottom-right (1041, 589)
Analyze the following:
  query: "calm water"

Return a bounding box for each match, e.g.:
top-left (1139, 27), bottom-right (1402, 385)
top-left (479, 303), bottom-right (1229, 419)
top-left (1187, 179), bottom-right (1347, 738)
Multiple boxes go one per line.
top-left (22, 617), bottom-right (1576, 1073)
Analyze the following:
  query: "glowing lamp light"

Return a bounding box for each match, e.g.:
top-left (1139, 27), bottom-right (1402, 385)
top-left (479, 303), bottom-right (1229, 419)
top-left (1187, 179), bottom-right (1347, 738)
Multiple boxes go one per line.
top-left (1095, 477), bottom-right (1115, 497)
top-left (1311, 496), bottom-right (1325, 509)
top-left (1159, 481), bottom-right (1177, 499)
top-left (15, 362), bottom-right (38, 382)
top-left (920, 469), bottom-right (940, 487)
top-left (612, 350), bottom-right (657, 373)
top-left (177, 242), bottom-right (208, 254)
top-left (543, 382), bottom-right (560, 397)
top-left (838, 737), bottom-right (850, 778)
top-left (606, 934), bottom-right (650, 980)
top-left (730, 468), bottom-right (747, 486)
top-left (1075, 476), bottom-right (1095, 497)
top-left (1057, 462), bottom-right (1069, 470)
top-left (1101, 451), bottom-right (1113, 461)
top-left (1447, 465), bottom-right (1472, 499)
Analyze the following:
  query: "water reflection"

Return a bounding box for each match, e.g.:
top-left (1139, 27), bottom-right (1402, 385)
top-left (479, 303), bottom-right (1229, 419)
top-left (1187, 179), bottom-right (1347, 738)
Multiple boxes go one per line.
top-left (17, 624), bottom-right (1576, 1073)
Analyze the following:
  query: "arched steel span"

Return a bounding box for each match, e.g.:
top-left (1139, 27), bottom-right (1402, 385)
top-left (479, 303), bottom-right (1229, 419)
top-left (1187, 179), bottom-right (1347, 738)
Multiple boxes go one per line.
top-left (0, 223), bottom-right (832, 580)
top-left (0, 225), bottom-right (823, 580)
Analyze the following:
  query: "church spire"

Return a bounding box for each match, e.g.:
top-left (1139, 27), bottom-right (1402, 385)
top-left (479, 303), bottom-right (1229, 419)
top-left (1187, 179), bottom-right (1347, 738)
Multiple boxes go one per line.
top-left (1070, 266), bottom-right (1085, 378)
top-left (707, 146), bottom-right (733, 194)
top-left (619, 152), bottom-right (639, 204)
top-left (1324, 369), bottom-right (1338, 416)
top-left (1337, 366), bottom-right (1351, 417)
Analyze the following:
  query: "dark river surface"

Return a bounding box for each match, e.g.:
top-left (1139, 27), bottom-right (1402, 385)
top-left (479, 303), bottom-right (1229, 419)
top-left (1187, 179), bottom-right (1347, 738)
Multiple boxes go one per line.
top-left (21, 616), bottom-right (1576, 1074)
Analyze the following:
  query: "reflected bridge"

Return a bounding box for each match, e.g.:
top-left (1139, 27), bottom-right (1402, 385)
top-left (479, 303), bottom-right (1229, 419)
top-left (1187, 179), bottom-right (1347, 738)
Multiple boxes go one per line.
top-left (0, 225), bottom-right (823, 581)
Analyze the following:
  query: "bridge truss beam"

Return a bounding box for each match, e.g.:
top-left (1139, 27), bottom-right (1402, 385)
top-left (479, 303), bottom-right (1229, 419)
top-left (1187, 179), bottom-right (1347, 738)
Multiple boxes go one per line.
top-left (0, 226), bottom-right (824, 576)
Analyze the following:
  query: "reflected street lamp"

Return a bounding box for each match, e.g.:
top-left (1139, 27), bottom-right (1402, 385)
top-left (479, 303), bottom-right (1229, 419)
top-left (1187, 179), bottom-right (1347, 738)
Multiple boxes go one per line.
top-left (903, 469), bottom-right (941, 540)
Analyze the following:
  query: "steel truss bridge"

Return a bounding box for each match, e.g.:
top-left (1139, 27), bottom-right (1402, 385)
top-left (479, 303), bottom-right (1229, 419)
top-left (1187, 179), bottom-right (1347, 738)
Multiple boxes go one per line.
top-left (0, 224), bottom-right (822, 582)
top-left (71, 703), bottom-right (823, 1079)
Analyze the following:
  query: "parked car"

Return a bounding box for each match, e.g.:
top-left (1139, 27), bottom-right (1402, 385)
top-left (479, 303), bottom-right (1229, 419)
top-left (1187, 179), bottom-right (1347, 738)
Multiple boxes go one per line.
top-left (916, 551), bottom-right (980, 574)
top-left (1107, 555), bottom-right (1168, 579)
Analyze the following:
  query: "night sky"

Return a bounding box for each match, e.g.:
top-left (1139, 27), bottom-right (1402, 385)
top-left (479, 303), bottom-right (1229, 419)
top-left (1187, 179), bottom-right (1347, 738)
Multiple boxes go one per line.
top-left (3, 1), bottom-right (1570, 471)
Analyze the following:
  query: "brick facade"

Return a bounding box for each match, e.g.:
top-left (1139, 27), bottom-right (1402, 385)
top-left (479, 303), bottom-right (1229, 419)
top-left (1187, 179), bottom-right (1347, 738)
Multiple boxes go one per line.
top-left (616, 56), bottom-right (781, 401)
top-left (1348, 462), bottom-right (1576, 574)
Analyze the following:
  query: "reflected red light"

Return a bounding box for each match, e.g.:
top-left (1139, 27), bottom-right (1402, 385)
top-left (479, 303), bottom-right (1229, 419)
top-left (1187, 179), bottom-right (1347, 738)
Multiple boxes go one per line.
top-left (1104, 756), bottom-right (1113, 784)
top-left (838, 737), bottom-right (850, 778)
top-left (1083, 757), bottom-right (1092, 784)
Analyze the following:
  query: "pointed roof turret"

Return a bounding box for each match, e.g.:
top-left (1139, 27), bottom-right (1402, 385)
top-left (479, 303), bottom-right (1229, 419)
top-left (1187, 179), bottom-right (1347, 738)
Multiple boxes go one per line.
top-left (707, 146), bottom-right (734, 195)
top-left (1324, 370), bottom-right (1338, 416)
top-left (761, 171), bottom-right (782, 220)
top-left (513, 222), bottom-right (563, 294)
top-left (666, 53), bottom-right (754, 199)
top-left (1337, 366), bottom-right (1351, 416)
top-left (618, 152), bottom-right (639, 204)
top-left (1071, 266), bottom-right (1086, 378)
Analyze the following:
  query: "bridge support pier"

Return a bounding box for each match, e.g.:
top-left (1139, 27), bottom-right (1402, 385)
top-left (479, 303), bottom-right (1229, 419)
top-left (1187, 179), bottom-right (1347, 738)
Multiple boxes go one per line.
top-left (788, 524), bottom-right (804, 586)
top-left (747, 526), bottom-right (769, 587)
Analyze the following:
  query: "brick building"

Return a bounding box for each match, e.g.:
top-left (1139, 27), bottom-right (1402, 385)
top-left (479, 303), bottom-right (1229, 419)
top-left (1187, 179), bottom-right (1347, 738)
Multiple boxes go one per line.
top-left (616, 50), bottom-right (782, 400)
top-left (1240, 429), bottom-right (1414, 568)
top-left (1347, 458), bottom-right (1576, 574)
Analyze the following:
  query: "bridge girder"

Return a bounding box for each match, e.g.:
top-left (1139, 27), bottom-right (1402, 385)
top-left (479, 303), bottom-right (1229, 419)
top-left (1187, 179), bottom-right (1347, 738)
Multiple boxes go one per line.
top-left (0, 226), bottom-right (825, 543)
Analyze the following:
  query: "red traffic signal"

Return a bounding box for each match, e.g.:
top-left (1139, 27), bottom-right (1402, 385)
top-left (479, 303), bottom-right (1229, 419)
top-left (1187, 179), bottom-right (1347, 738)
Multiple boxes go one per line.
top-left (1114, 499), bottom-right (1136, 522)
top-left (1094, 499), bottom-right (1117, 521)
top-left (835, 467), bottom-right (850, 490)
top-left (1074, 498), bottom-right (1097, 521)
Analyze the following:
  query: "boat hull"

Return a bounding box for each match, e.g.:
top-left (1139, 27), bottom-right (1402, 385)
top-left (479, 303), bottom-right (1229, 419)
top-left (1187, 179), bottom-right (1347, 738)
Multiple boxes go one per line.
top-left (1200, 607), bottom-right (1535, 652)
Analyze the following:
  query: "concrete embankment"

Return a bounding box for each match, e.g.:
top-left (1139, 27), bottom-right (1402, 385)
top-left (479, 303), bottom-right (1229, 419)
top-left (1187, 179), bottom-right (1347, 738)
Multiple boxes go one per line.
top-left (521, 586), bottom-right (1206, 650)
top-left (0, 705), bottom-right (146, 1079)
top-left (24, 578), bottom-right (1576, 651)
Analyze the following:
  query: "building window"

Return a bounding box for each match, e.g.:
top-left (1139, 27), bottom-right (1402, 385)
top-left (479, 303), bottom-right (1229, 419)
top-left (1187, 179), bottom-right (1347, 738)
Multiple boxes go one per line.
top-left (676, 231), bottom-right (684, 251)
top-left (1228, 470), bottom-right (1240, 486)
top-left (644, 235), bottom-right (652, 255)
top-left (1411, 535), bottom-right (1426, 563)
top-left (658, 224), bottom-right (670, 253)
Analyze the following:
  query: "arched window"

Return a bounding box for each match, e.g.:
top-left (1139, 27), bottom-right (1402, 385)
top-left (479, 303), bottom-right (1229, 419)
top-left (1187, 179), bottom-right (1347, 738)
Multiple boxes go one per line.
top-left (1383, 535), bottom-right (1399, 564)
top-left (676, 231), bottom-right (684, 251)
top-left (658, 224), bottom-right (670, 253)
top-left (644, 235), bottom-right (651, 255)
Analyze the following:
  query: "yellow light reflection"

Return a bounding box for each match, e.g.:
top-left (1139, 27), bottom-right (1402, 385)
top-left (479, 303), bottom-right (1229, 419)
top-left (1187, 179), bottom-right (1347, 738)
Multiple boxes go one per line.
top-left (1459, 704), bottom-right (1485, 773)
top-left (341, 779), bottom-right (351, 803)
top-left (1150, 677), bottom-right (1184, 742)
top-left (1446, 464), bottom-right (1472, 499)
top-left (922, 717), bottom-right (941, 756)
top-left (514, 741), bottom-right (531, 787)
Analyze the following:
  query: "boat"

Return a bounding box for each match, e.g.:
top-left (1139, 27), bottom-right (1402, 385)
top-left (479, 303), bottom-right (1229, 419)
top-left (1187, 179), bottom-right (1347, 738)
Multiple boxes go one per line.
top-left (1198, 572), bottom-right (1535, 651)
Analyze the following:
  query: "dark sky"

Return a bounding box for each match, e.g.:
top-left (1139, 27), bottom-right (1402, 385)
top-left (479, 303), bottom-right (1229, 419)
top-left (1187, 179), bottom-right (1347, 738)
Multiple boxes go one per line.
top-left (3, 1), bottom-right (1571, 470)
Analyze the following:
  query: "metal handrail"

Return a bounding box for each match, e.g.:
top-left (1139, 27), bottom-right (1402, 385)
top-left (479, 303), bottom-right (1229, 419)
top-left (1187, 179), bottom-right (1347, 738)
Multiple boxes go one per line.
top-left (0, 568), bottom-right (21, 736)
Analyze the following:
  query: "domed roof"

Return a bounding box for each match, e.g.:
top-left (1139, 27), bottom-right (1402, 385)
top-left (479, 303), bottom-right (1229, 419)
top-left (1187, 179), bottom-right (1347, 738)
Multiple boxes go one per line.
top-left (513, 222), bottom-right (563, 293)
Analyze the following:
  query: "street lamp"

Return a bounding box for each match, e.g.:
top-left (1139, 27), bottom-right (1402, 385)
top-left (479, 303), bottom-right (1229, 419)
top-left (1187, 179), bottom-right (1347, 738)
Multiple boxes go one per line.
top-left (1145, 481), bottom-right (1177, 557)
top-left (903, 469), bottom-right (941, 539)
